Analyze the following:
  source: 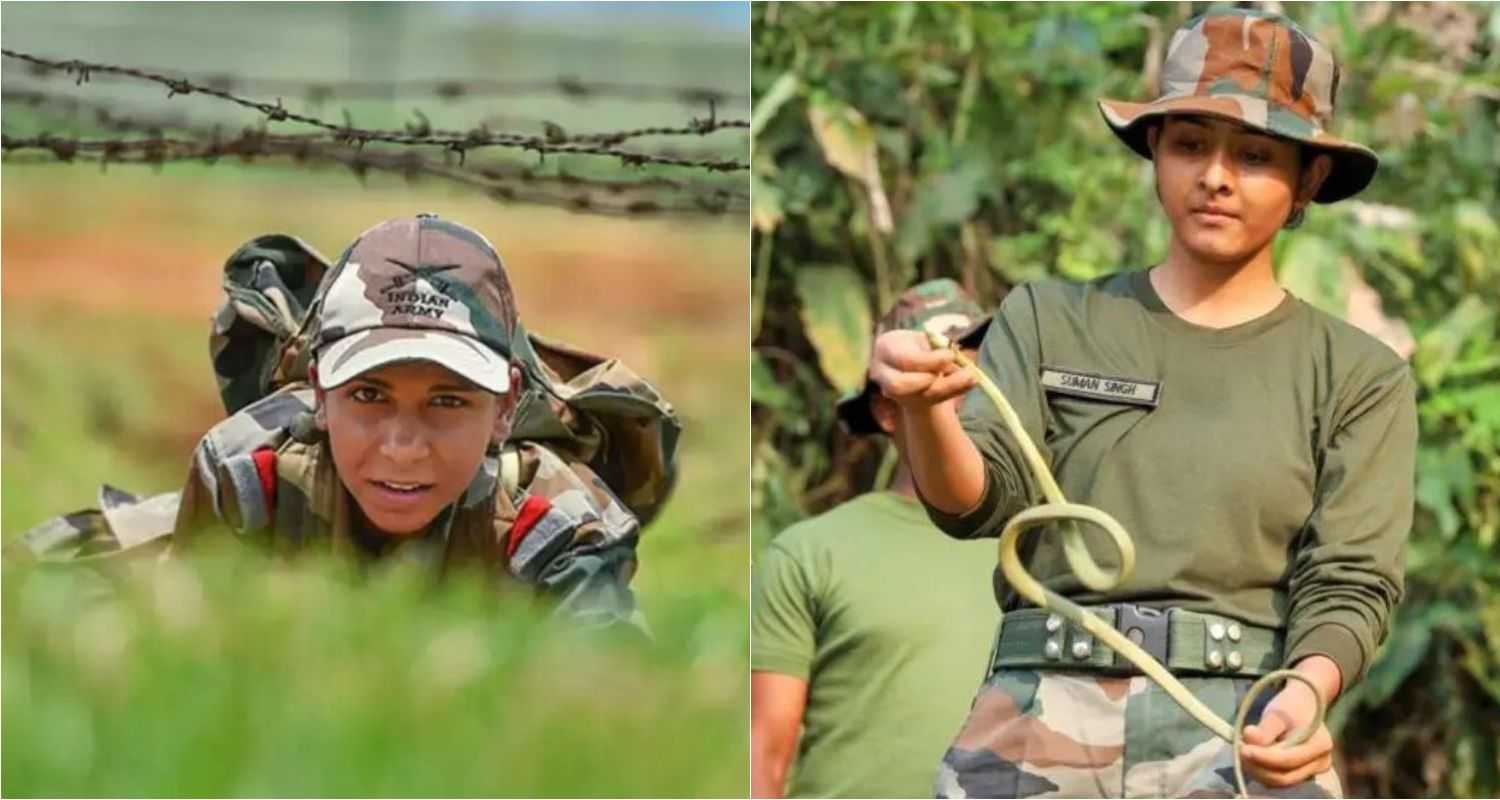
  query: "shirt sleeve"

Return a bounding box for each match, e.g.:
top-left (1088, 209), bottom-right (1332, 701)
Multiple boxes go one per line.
top-left (750, 536), bottom-right (819, 679)
top-left (534, 533), bottom-right (644, 632)
top-left (169, 436), bottom-right (240, 547)
top-left (1283, 359), bottom-right (1417, 688)
top-left (505, 449), bottom-right (646, 633)
top-left (922, 283), bottom-right (1052, 540)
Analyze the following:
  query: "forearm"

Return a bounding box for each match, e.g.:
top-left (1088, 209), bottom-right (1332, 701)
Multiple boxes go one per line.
top-left (1290, 653), bottom-right (1342, 705)
top-left (750, 737), bottom-right (792, 799)
top-left (750, 671), bottom-right (807, 799)
top-left (899, 400), bottom-right (986, 515)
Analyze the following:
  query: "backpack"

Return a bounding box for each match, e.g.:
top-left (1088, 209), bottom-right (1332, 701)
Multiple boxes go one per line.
top-left (9, 234), bottom-right (680, 562)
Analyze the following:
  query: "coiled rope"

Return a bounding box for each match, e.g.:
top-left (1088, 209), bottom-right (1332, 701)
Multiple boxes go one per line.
top-left (927, 331), bottom-right (1325, 799)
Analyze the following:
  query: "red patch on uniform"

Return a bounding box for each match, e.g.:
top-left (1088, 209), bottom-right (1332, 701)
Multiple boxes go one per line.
top-left (507, 494), bottom-right (553, 559)
top-left (251, 447), bottom-right (278, 512)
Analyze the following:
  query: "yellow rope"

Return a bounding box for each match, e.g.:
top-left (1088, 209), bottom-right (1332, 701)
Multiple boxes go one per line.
top-left (928, 331), bottom-right (1325, 799)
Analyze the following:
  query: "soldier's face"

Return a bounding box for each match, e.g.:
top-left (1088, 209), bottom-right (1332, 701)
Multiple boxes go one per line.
top-left (318, 360), bottom-right (517, 537)
top-left (1148, 116), bottom-right (1324, 265)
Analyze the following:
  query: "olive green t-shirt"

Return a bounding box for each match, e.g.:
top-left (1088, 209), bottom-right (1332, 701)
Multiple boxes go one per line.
top-left (926, 270), bottom-right (1417, 689)
top-left (752, 491), bottom-right (999, 798)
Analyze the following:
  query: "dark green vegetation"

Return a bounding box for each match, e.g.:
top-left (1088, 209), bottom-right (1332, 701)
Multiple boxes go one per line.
top-left (3, 4), bottom-right (748, 796)
top-left (752, 3), bottom-right (1499, 796)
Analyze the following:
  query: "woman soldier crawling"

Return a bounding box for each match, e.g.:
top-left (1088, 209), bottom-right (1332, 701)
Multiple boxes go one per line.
top-left (9, 214), bottom-right (669, 629)
top-left (175, 214), bottom-right (656, 626)
top-left (871, 9), bottom-right (1414, 799)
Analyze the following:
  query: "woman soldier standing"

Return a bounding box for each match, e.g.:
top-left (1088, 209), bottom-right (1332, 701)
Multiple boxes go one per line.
top-left (870, 9), bottom-right (1415, 798)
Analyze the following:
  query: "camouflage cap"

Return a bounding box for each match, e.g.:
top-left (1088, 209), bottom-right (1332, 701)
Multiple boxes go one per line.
top-left (1098, 7), bottom-right (1377, 203)
top-left (837, 278), bottom-right (991, 436)
top-left (314, 214), bottom-right (519, 393)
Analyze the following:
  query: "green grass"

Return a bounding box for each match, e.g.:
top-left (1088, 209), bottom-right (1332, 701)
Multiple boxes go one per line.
top-left (2, 548), bottom-right (747, 797)
top-left (0, 303), bottom-right (215, 536)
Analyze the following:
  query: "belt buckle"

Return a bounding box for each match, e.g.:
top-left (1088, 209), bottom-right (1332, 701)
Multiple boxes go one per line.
top-left (1113, 604), bottom-right (1169, 672)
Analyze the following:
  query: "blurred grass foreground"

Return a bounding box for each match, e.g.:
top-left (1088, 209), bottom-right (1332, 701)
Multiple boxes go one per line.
top-left (2, 2), bottom-right (750, 796)
top-left (2, 549), bottom-right (745, 797)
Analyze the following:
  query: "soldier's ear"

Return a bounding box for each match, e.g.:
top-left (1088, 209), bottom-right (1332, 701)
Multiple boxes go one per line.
top-left (308, 364), bottom-right (328, 431)
top-left (1146, 124), bottom-right (1166, 208)
top-left (870, 393), bottom-right (900, 437)
top-left (1297, 152), bottom-right (1333, 206)
top-left (491, 365), bottom-right (524, 445)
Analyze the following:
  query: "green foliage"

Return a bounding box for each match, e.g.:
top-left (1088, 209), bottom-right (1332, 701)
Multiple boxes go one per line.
top-left (753, 3), bottom-right (1500, 796)
top-left (794, 264), bottom-right (874, 394)
top-left (2, 548), bottom-right (746, 797)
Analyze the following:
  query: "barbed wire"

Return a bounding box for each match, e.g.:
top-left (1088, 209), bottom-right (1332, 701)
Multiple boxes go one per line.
top-left (1, 132), bottom-right (748, 218)
top-left (4, 89), bottom-right (744, 193)
top-left (4, 87), bottom-right (201, 135)
top-left (4, 86), bottom-right (748, 157)
top-left (2, 50), bottom-right (749, 171)
top-left (0, 129), bottom-right (746, 194)
top-left (11, 54), bottom-right (750, 106)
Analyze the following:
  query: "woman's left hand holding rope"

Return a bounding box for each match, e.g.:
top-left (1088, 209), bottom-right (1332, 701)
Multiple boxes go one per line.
top-left (1238, 654), bottom-right (1341, 788)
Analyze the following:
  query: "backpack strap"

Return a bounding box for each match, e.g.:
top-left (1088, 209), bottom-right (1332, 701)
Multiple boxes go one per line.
top-left (499, 445), bottom-right (522, 502)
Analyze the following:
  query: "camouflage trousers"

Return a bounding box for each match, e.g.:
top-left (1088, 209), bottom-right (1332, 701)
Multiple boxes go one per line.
top-left (934, 670), bottom-right (1343, 799)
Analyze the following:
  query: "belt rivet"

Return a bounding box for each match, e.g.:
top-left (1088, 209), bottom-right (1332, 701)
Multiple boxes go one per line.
top-left (1072, 639), bottom-right (1092, 659)
top-left (1206, 649), bottom-right (1224, 669)
top-left (1045, 614), bottom-right (1063, 633)
top-left (1209, 622), bottom-right (1226, 641)
top-left (1044, 638), bottom-right (1062, 660)
top-left (1227, 623), bottom-right (1242, 642)
top-left (1227, 651), bottom-right (1244, 670)
top-left (1126, 627), bottom-right (1145, 646)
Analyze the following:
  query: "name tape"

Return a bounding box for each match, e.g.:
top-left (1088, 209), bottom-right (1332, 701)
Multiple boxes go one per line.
top-left (1041, 367), bottom-right (1161, 407)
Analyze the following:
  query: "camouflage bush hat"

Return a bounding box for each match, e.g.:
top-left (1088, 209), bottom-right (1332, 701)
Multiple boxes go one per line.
top-left (313, 213), bottom-right (519, 393)
top-left (1098, 7), bottom-right (1377, 203)
top-left (837, 278), bottom-right (991, 436)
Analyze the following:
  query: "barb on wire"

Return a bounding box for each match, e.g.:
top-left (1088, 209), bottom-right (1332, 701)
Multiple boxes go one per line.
top-left (2, 92), bottom-right (744, 192)
top-left (4, 85), bottom-right (747, 156)
top-left (2, 50), bottom-right (749, 172)
top-left (0, 132), bottom-right (746, 191)
top-left (17, 55), bottom-right (748, 106)
top-left (0, 133), bottom-right (748, 218)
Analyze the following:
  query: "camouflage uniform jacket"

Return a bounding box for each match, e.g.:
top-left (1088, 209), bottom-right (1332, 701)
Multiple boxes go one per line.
top-left (173, 384), bottom-right (642, 628)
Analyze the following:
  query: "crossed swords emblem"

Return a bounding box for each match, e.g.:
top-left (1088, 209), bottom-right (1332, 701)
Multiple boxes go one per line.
top-left (386, 258), bottom-right (461, 279)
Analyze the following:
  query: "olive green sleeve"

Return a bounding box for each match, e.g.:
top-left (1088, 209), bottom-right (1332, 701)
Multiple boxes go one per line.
top-left (1284, 360), bottom-right (1417, 688)
top-left (923, 284), bottom-right (1051, 540)
top-left (749, 536), bottom-right (819, 678)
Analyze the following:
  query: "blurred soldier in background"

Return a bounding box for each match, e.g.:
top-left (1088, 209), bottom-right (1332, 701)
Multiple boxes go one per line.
top-left (751, 280), bottom-right (1000, 798)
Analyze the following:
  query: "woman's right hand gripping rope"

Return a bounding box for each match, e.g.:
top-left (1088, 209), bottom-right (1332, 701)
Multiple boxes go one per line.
top-left (924, 331), bottom-right (1327, 800)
